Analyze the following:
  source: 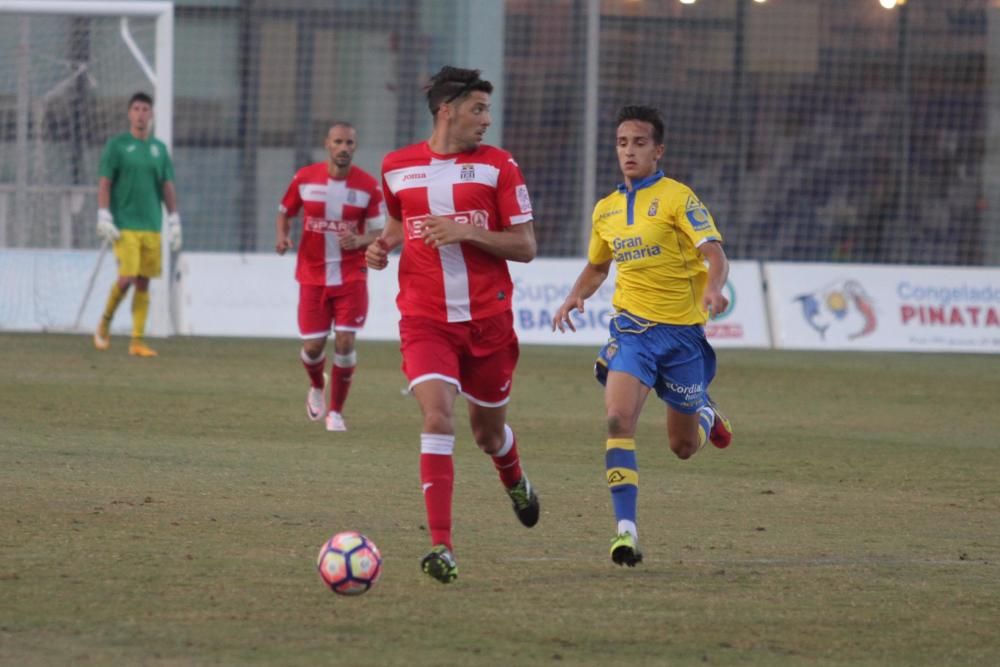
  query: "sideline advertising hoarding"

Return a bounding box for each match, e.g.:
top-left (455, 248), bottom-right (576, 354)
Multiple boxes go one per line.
top-left (765, 263), bottom-right (1000, 353)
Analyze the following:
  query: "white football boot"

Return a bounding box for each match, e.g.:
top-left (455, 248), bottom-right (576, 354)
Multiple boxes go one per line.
top-left (306, 373), bottom-right (328, 421)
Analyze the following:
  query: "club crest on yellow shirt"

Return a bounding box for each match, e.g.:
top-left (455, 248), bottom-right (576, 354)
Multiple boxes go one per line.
top-left (647, 198), bottom-right (659, 216)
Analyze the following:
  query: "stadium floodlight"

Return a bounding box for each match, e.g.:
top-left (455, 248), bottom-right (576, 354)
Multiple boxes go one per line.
top-left (0, 1), bottom-right (175, 336)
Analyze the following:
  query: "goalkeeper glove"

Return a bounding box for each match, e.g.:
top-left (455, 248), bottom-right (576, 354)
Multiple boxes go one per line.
top-left (96, 209), bottom-right (120, 242)
top-left (167, 212), bottom-right (182, 252)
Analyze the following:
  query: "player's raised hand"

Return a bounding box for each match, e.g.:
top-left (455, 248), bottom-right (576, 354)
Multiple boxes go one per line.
top-left (421, 215), bottom-right (469, 248)
top-left (366, 237), bottom-right (389, 270)
top-left (702, 287), bottom-right (729, 319)
top-left (275, 232), bottom-right (293, 255)
top-left (552, 296), bottom-right (585, 333)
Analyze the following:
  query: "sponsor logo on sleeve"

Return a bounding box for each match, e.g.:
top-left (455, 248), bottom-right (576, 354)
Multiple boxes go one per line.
top-left (685, 195), bottom-right (712, 232)
top-left (515, 185), bottom-right (532, 213)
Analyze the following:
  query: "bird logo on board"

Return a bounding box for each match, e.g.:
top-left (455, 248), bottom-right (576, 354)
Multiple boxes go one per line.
top-left (460, 164), bottom-right (476, 181)
top-left (647, 198), bottom-right (659, 217)
top-left (795, 278), bottom-right (877, 341)
top-left (685, 195), bottom-right (712, 232)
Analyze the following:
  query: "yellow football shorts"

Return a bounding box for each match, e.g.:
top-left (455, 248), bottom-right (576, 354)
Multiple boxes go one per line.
top-left (114, 230), bottom-right (162, 278)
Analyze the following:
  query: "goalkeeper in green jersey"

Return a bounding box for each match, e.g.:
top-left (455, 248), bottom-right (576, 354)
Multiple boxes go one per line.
top-left (93, 92), bottom-right (181, 357)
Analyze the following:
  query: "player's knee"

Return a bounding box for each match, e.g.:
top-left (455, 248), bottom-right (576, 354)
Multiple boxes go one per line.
top-left (302, 339), bottom-right (325, 359)
top-left (669, 436), bottom-right (699, 460)
top-left (333, 332), bottom-right (355, 356)
top-left (470, 424), bottom-right (504, 455)
top-left (422, 410), bottom-right (453, 435)
top-left (606, 411), bottom-right (636, 438)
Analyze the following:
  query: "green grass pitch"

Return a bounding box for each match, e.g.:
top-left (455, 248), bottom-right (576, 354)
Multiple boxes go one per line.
top-left (2, 333), bottom-right (999, 666)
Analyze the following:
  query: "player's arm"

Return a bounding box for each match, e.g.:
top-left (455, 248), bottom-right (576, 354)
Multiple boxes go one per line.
top-left (339, 215), bottom-right (385, 251)
top-left (98, 177), bottom-right (112, 210)
top-left (699, 240), bottom-right (730, 319)
top-left (276, 174), bottom-right (304, 255)
top-left (341, 189), bottom-right (386, 250)
top-left (365, 215), bottom-right (405, 270)
top-left (275, 211), bottom-right (294, 255)
top-left (420, 218), bottom-right (536, 263)
top-left (552, 260), bottom-right (612, 333)
top-left (163, 181), bottom-right (178, 214)
top-left (339, 229), bottom-right (381, 250)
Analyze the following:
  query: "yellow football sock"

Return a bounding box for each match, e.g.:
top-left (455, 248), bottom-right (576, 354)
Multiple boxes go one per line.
top-left (131, 289), bottom-right (150, 340)
top-left (101, 283), bottom-right (127, 325)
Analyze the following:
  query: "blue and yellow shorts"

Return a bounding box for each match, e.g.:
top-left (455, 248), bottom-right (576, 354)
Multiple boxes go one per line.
top-left (114, 230), bottom-right (162, 278)
top-left (594, 311), bottom-right (716, 414)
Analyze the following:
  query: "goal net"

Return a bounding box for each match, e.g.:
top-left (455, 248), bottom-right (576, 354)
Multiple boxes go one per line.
top-left (0, 1), bottom-right (173, 336)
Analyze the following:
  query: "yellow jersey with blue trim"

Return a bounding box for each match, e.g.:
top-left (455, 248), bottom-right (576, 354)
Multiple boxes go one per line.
top-left (588, 170), bottom-right (722, 325)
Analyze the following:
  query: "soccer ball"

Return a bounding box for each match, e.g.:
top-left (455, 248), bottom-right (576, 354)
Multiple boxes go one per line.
top-left (316, 531), bottom-right (383, 595)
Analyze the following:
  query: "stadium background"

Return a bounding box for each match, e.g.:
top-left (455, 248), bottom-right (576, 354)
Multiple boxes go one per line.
top-left (3, 4), bottom-right (1000, 664)
top-left (1, 0), bottom-right (996, 267)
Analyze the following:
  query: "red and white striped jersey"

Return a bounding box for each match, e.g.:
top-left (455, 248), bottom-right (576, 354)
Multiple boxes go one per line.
top-left (382, 142), bottom-right (534, 322)
top-left (279, 163), bottom-right (384, 287)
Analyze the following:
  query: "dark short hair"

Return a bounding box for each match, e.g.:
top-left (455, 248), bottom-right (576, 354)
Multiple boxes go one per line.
top-left (426, 66), bottom-right (493, 117)
top-left (616, 105), bottom-right (664, 145)
top-left (128, 91), bottom-right (153, 108)
top-left (328, 121), bottom-right (355, 132)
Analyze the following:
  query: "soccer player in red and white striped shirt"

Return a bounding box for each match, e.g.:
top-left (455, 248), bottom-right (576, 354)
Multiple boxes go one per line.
top-left (366, 66), bottom-right (540, 584)
top-left (276, 123), bottom-right (384, 432)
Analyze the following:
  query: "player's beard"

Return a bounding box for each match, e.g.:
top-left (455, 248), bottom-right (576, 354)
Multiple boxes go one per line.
top-left (463, 133), bottom-right (484, 152)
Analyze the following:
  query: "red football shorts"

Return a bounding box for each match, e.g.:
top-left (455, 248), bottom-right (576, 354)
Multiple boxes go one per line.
top-left (298, 281), bottom-right (368, 338)
top-left (399, 310), bottom-right (520, 407)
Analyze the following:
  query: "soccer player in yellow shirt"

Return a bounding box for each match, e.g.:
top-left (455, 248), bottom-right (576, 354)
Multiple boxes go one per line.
top-left (552, 105), bottom-right (734, 567)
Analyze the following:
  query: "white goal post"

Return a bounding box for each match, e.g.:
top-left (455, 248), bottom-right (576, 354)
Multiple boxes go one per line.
top-left (0, 0), bottom-right (175, 336)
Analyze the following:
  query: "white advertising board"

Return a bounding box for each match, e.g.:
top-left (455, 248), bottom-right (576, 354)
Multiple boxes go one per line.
top-left (176, 254), bottom-right (771, 348)
top-left (705, 261), bottom-right (771, 348)
top-left (511, 259), bottom-right (771, 348)
top-left (176, 252), bottom-right (401, 340)
top-left (0, 248), bottom-right (167, 336)
top-left (764, 262), bottom-right (1000, 353)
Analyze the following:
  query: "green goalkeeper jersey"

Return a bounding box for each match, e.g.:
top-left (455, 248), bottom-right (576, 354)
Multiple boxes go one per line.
top-left (98, 132), bottom-right (174, 232)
